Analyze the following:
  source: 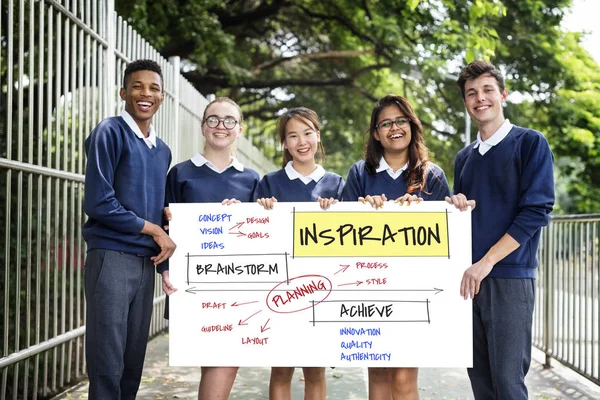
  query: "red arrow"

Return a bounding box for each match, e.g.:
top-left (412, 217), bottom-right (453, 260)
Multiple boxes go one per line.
top-left (338, 281), bottom-right (363, 287)
top-left (231, 301), bottom-right (259, 307)
top-left (229, 222), bottom-right (245, 231)
top-left (229, 231), bottom-right (246, 237)
top-left (334, 264), bottom-right (351, 275)
top-left (238, 310), bottom-right (262, 326)
top-left (260, 318), bottom-right (271, 333)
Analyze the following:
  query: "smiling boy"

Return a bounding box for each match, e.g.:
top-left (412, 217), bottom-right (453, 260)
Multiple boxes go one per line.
top-left (83, 59), bottom-right (176, 399)
top-left (447, 60), bottom-right (555, 399)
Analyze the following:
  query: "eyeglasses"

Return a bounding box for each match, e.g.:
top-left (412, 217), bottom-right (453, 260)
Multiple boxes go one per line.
top-left (203, 115), bottom-right (239, 130)
top-left (376, 117), bottom-right (411, 131)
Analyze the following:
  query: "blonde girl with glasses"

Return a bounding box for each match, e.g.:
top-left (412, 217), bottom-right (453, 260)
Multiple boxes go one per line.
top-left (160, 97), bottom-right (260, 400)
top-left (342, 94), bottom-right (450, 400)
top-left (255, 107), bottom-right (345, 400)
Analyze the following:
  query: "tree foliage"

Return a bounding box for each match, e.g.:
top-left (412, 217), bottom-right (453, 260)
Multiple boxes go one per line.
top-left (116, 0), bottom-right (599, 213)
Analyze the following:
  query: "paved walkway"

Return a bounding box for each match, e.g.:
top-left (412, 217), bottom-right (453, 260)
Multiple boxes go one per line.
top-left (54, 333), bottom-right (600, 399)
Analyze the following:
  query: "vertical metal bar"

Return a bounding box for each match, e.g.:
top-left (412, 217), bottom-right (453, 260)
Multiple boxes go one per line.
top-left (593, 221), bottom-right (598, 379)
top-left (2, 0), bottom-right (14, 395)
top-left (13, 0), bottom-right (26, 397)
top-left (52, 4), bottom-right (62, 392)
top-left (75, 0), bottom-right (85, 379)
top-left (584, 222), bottom-right (589, 374)
top-left (579, 222), bottom-right (584, 371)
top-left (66, 0), bottom-right (77, 383)
top-left (33, 0), bottom-right (46, 397)
top-left (59, 6), bottom-right (71, 387)
top-left (42, 4), bottom-right (54, 396)
top-left (23, 0), bottom-right (36, 396)
top-left (560, 222), bottom-right (566, 360)
top-left (105, 0), bottom-right (115, 118)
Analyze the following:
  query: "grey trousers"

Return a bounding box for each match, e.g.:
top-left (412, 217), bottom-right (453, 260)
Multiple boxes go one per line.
top-left (468, 277), bottom-right (535, 400)
top-left (84, 249), bottom-right (155, 400)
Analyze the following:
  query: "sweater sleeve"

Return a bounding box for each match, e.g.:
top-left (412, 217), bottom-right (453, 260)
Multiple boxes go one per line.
top-left (254, 175), bottom-right (273, 200)
top-left (83, 125), bottom-right (146, 233)
top-left (506, 132), bottom-right (555, 245)
top-left (165, 166), bottom-right (181, 205)
top-left (452, 150), bottom-right (467, 196)
top-left (336, 176), bottom-right (346, 200)
top-left (426, 165), bottom-right (451, 200)
top-left (342, 163), bottom-right (364, 201)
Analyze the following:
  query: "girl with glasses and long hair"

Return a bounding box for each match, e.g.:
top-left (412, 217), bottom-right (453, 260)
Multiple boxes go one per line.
top-left (160, 97), bottom-right (260, 400)
top-left (255, 107), bottom-right (345, 400)
top-left (342, 94), bottom-right (450, 400)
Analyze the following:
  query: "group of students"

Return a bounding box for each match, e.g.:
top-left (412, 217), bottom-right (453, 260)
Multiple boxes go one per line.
top-left (82, 58), bottom-right (554, 400)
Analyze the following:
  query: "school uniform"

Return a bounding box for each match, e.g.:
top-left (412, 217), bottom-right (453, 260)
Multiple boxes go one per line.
top-left (83, 110), bottom-right (171, 399)
top-left (342, 157), bottom-right (450, 201)
top-left (254, 161), bottom-right (345, 201)
top-left (160, 153), bottom-right (260, 317)
top-left (453, 120), bottom-right (555, 399)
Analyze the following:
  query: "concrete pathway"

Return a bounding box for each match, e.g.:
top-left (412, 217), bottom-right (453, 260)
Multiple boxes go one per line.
top-left (54, 333), bottom-right (600, 399)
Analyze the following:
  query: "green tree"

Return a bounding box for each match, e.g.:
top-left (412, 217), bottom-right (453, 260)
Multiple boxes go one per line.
top-left (116, 0), bottom-right (599, 213)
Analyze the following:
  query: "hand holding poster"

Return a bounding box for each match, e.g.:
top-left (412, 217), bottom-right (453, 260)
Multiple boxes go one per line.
top-left (168, 201), bottom-right (472, 367)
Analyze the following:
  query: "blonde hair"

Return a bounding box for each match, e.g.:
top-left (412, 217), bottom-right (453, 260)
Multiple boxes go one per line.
top-left (203, 97), bottom-right (244, 126)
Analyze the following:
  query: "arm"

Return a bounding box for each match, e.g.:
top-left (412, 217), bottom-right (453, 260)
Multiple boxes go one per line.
top-left (83, 126), bottom-right (145, 233)
top-left (506, 133), bottom-right (555, 245)
top-left (253, 175), bottom-right (271, 201)
top-left (426, 166), bottom-right (451, 201)
top-left (336, 176), bottom-right (346, 200)
top-left (460, 233), bottom-right (520, 299)
top-left (341, 163), bottom-right (364, 201)
top-left (460, 133), bottom-right (554, 298)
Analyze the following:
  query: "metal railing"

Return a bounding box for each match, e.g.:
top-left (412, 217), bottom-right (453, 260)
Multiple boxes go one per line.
top-left (0, 0), bottom-right (276, 398)
top-left (534, 214), bottom-right (600, 386)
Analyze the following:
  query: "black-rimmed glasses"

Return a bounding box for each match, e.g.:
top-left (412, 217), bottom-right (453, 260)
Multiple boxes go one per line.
top-left (203, 115), bottom-right (239, 130)
top-left (376, 117), bottom-right (411, 131)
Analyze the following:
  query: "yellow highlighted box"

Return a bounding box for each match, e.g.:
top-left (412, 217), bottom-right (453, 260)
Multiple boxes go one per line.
top-left (293, 211), bottom-right (449, 257)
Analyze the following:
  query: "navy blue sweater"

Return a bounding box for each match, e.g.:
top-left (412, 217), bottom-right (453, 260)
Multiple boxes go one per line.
top-left (453, 125), bottom-right (555, 278)
top-left (165, 161), bottom-right (260, 203)
top-left (255, 169), bottom-right (345, 201)
top-left (83, 116), bottom-right (172, 256)
top-left (342, 160), bottom-right (450, 201)
top-left (159, 160), bottom-right (260, 273)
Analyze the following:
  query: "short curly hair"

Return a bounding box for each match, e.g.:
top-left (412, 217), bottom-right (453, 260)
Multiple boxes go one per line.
top-left (123, 59), bottom-right (163, 89)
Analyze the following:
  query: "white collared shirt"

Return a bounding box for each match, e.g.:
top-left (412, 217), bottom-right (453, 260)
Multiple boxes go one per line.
top-left (284, 161), bottom-right (325, 185)
top-left (190, 152), bottom-right (244, 173)
top-left (376, 157), bottom-right (408, 180)
top-left (474, 119), bottom-right (513, 155)
top-left (120, 110), bottom-right (156, 149)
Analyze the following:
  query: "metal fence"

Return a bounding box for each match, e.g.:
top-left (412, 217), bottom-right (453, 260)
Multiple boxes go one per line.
top-left (0, 0), bottom-right (276, 398)
top-left (534, 214), bottom-right (600, 386)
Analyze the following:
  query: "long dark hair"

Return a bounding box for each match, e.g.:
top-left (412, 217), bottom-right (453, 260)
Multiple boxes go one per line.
top-left (365, 94), bottom-right (430, 194)
top-left (276, 107), bottom-right (326, 168)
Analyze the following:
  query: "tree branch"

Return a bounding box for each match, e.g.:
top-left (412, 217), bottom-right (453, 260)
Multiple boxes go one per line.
top-left (251, 49), bottom-right (377, 74)
top-left (216, 0), bottom-right (290, 28)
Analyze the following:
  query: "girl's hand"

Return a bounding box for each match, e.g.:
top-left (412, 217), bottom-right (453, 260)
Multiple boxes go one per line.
top-left (394, 193), bottom-right (422, 205)
top-left (445, 194), bottom-right (476, 211)
top-left (256, 196), bottom-right (278, 210)
top-left (318, 196), bottom-right (338, 210)
top-left (163, 206), bottom-right (171, 230)
top-left (222, 198), bottom-right (241, 206)
top-left (358, 193), bottom-right (387, 209)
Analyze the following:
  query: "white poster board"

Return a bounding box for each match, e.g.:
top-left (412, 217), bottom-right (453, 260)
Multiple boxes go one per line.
top-left (168, 201), bottom-right (472, 367)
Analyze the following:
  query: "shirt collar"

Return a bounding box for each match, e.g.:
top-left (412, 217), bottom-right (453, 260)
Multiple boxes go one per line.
top-left (376, 157), bottom-right (408, 174)
top-left (190, 152), bottom-right (244, 172)
top-left (120, 109), bottom-right (157, 147)
top-left (284, 161), bottom-right (325, 183)
top-left (474, 119), bottom-right (513, 149)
